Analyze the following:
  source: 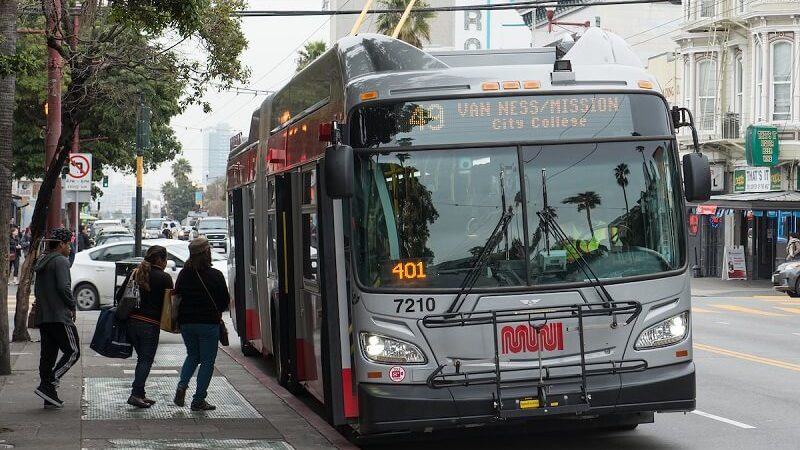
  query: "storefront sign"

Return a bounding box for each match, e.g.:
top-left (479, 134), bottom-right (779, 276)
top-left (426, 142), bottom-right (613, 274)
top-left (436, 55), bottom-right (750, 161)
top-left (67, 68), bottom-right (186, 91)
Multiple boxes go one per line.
top-left (696, 205), bottom-right (717, 215)
top-left (723, 246), bottom-right (747, 280)
top-left (688, 213), bottom-right (699, 235)
top-left (746, 125), bottom-right (779, 167)
top-left (733, 167), bottom-right (781, 193)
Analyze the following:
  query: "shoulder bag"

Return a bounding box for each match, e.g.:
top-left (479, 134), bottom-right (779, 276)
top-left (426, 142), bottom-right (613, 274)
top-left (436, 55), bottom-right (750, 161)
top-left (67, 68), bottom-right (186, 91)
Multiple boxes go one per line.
top-left (196, 269), bottom-right (229, 346)
top-left (115, 269), bottom-right (140, 320)
top-left (160, 288), bottom-right (180, 333)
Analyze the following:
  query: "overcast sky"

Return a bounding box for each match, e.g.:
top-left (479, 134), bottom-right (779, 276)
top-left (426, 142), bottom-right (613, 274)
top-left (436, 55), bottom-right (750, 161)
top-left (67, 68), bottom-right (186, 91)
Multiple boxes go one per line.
top-left (103, 0), bottom-right (329, 213)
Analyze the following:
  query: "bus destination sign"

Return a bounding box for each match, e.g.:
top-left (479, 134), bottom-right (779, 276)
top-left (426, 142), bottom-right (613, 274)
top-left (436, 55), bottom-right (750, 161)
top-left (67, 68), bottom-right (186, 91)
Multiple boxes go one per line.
top-left (404, 95), bottom-right (623, 132)
top-left (351, 93), bottom-right (666, 148)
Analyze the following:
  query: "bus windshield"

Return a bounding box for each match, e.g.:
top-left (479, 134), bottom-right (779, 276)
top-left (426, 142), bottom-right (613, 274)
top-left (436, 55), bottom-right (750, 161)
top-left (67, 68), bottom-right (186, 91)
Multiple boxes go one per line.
top-left (352, 97), bottom-right (685, 290)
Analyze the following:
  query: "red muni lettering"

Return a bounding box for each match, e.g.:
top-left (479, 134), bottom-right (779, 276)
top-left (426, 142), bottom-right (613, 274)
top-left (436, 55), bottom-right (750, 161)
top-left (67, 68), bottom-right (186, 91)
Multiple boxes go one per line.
top-left (500, 323), bottom-right (564, 354)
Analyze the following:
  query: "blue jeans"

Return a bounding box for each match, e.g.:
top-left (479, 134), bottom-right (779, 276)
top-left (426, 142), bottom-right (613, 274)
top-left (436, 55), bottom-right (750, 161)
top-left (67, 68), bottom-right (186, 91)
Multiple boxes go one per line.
top-left (127, 319), bottom-right (160, 398)
top-left (179, 323), bottom-right (219, 403)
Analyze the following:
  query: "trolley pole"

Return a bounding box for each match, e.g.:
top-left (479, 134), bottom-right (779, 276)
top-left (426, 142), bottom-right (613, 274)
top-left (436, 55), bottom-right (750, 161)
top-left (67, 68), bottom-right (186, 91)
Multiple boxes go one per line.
top-left (134, 97), bottom-right (151, 257)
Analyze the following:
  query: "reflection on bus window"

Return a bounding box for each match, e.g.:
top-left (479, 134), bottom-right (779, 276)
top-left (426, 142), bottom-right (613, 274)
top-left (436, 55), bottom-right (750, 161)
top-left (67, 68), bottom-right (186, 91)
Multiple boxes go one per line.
top-left (353, 143), bottom-right (684, 289)
top-left (354, 148), bottom-right (525, 288)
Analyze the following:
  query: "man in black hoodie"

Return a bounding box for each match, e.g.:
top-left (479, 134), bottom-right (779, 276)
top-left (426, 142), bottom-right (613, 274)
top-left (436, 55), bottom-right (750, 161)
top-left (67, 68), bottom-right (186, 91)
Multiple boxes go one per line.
top-left (33, 228), bottom-right (79, 409)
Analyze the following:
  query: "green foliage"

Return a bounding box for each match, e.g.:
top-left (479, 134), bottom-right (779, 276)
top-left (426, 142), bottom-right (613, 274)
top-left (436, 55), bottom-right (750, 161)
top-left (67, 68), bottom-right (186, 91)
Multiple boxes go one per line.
top-left (161, 157), bottom-right (196, 222)
top-left (12, 0), bottom-right (249, 195)
top-left (204, 177), bottom-right (226, 216)
top-left (376, 0), bottom-right (434, 48)
top-left (296, 40), bottom-right (327, 72)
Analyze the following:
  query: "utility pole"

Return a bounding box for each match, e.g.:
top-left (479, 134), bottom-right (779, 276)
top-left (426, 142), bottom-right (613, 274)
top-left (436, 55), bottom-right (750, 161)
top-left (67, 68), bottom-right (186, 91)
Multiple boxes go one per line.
top-left (134, 97), bottom-right (150, 257)
top-left (45, 0), bottom-right (62, 233)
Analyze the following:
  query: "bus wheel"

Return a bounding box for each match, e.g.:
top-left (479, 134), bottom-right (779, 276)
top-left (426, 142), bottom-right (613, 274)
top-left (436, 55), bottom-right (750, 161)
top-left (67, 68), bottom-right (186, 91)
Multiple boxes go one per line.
top-left (241, 338), bottom-right (260, 357)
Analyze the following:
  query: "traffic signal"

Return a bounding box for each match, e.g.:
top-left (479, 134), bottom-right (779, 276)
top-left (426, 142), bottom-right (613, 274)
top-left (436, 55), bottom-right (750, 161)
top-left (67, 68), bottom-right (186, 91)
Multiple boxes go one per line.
top-left (102, 176), bottom-right (108, 187)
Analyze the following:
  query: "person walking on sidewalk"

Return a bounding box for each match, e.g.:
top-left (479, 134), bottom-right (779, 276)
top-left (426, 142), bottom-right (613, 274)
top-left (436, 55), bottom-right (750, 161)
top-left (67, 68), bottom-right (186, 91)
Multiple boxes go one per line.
top-left (119, 245), bottom-right (173, 408)
top-left (173, 237), bottom-right (229, 411)
top-left (787, 233), bottom-right (800, 261)
top-left (33, 228), bottom-right (80, 409)
top-left (8, 227), bottom-right (21, 284)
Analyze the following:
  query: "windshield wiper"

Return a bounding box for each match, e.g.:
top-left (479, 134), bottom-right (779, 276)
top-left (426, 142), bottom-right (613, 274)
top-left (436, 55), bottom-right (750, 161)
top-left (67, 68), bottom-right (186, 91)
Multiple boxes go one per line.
top-left (446, 206), bottom-right (514, 313)
top-left (536, 207), bottom-right (614, 307)
top-left (538, 168), bottom-right (615, 308)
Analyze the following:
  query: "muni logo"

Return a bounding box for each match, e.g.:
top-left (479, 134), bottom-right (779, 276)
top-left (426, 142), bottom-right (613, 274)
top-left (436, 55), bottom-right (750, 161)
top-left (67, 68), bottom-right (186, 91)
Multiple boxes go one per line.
top-left (500, 323), bottom-right (564, 354)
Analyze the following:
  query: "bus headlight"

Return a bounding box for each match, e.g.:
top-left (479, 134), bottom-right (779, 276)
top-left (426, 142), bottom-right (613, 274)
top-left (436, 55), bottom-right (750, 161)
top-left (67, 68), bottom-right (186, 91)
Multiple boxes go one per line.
top-left (359, 332), bottom-right (426, 364)
top-left (634, 312), bottom-right (689, 350)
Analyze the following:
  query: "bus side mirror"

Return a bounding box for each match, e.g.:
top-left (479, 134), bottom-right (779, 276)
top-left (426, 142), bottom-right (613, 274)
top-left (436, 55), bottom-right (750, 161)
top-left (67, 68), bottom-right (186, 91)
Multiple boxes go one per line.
top-left (682, 152), bottom-right (711, 202)
top-left (324, 144), bottom-right (353, 199)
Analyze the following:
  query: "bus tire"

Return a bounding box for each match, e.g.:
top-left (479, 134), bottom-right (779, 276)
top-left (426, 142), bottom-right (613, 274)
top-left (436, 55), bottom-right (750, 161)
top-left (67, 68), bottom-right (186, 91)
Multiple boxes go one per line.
top-left (241, 338), bottom-right (260, 357)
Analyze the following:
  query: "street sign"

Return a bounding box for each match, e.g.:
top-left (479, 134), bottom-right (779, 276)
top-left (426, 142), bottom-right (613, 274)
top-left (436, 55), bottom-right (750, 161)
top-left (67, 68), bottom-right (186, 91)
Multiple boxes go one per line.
top-left (64, 153), bottom-right (92, 191)
top-left (745, 125), bottom-right (779, 166)
top-left (733, 166), bottom-right (780, 193)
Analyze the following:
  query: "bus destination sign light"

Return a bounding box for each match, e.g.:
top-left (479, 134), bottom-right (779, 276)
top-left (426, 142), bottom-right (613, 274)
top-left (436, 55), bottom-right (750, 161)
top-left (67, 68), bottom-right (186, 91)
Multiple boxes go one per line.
top-left (745, 125), bottom-right (779, 167)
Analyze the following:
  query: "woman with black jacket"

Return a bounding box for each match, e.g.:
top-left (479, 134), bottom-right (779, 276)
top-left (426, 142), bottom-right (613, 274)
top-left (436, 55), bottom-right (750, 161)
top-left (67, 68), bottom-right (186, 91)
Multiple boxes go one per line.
top-left (120, 245), bottom-right (173, 408)
top-left (173, 237), bottom-right (229, 411)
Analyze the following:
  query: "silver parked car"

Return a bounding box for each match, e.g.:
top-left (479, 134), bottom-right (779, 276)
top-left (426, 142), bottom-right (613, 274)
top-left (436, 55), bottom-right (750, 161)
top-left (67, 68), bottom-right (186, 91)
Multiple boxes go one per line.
top-left (772, 260), bottom-right (800, 297)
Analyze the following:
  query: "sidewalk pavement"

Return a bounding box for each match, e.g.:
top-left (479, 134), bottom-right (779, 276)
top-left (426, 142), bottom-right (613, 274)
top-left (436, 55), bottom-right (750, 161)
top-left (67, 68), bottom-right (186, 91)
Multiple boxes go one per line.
top-left (0, 311), bottom-right (354, 450)
top-left (689, 277), bottom-right (776, 297)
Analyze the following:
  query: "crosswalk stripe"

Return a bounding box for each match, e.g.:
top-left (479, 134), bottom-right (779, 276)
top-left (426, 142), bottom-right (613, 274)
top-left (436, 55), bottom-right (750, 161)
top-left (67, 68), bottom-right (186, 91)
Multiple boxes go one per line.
top-left (774, 307), bottom-right (800, 314)
top-left (710, 304), bottom-right (787, 317)
top-left (692, 307), bottom-right (715, 313)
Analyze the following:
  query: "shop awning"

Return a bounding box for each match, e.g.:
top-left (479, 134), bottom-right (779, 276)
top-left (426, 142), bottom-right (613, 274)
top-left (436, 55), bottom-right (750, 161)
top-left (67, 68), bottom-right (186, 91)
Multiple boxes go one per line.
top-left (704, 191), bottom-right (800, 210)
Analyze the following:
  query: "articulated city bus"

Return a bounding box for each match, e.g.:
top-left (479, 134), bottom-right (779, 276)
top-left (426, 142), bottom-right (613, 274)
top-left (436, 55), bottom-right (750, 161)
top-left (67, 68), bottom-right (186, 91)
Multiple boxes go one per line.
top-left (226, 31), bottom-right (711, 435)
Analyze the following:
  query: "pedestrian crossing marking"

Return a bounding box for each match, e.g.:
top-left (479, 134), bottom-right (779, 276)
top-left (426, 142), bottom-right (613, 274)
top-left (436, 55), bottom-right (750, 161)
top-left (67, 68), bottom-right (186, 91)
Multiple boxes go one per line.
top-left (692, 307), bottom-right (715, 313)
top-left (710, 304), bottom-right (787, 317)
top-left (774, 307), bottom-right (800, 315)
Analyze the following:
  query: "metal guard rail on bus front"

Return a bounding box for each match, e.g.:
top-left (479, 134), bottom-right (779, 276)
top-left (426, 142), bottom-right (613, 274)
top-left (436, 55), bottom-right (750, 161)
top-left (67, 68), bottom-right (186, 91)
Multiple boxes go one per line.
top-left (421, 301), bottom-right (644, 393)
top-left (425, 358), bottom-right (648, 390)
top-left (421, 301), bottom-right (642, 329)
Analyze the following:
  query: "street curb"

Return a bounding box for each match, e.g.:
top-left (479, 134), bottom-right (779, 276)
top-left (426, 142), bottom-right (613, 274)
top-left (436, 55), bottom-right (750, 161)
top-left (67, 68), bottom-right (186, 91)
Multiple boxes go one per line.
top-left (219, 345), bottom-right (358, 450)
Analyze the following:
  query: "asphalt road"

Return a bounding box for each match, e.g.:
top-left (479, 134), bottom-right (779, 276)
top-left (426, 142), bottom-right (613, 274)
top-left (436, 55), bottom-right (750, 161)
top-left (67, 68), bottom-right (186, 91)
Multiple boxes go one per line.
top-left (240, 286), bottom-right (798, 450)
top-left (355, 290), bottom-right (800, 449)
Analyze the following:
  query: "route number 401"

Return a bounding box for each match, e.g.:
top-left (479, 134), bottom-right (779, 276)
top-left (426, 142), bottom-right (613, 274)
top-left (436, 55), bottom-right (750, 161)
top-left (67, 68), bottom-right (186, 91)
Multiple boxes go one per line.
top-left (394, 297), bottom-right (436, 314)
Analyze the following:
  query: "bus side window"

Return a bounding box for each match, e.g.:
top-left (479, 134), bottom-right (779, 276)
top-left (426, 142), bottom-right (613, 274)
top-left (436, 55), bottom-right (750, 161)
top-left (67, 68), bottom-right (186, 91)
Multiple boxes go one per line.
top-left (301, 169), bottom-right (319, 282)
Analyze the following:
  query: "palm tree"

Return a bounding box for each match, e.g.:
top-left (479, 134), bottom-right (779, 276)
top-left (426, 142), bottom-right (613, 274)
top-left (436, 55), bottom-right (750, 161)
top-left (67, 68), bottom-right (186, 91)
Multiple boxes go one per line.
top-left (562, 192), bottom-right (602, 239)
top-left (376, 0), bottom-right (434, 48)
top-left (295, 40), bottom-right (327, 72)
top-left (171, 157), bottom-right (192, 181)
top-left (614, 163), bottom-right (630, 217)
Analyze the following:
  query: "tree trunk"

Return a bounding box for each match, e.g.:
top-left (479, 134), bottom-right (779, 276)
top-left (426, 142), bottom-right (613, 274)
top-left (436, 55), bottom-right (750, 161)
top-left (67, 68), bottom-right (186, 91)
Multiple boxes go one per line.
top-left (13, 0), bottom-right (83, 341)
top-left (0, 0), bottom-right (18, 374)
top-left (12, 124), bottom-right (73, 342)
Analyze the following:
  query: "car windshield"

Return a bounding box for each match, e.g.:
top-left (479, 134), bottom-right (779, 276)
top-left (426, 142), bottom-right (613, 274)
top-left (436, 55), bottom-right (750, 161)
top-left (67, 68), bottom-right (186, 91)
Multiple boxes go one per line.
top-left (198, 219), bottom-right (226, 230)
top-left (353, 142), bottom-right (685, 289)
top-left (144, 219), bottom-right (162, 230)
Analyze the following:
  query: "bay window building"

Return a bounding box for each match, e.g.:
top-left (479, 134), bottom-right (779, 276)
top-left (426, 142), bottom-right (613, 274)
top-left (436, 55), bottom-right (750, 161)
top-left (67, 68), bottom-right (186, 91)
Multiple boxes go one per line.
top-left (676, 0), bottom-right (800, 279)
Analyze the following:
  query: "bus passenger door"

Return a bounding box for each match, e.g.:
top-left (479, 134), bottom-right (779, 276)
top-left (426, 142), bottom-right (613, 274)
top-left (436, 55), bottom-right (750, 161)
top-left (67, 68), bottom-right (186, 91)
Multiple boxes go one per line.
top-left (289, 164), bottom-right (347, 425)
top-left (244, 184), bottom-right (262, 351)
top-left (228, 188), bottom-right (247, 341)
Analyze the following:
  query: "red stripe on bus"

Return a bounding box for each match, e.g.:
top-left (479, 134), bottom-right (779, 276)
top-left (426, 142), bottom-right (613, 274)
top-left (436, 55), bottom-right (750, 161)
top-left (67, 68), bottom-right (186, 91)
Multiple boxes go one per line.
top-left (342, 368), bottom-right (359, 418)
top-left (245, 308), bottom-right (261, 341)
top-left (296, 339), bottom-right (307, 380)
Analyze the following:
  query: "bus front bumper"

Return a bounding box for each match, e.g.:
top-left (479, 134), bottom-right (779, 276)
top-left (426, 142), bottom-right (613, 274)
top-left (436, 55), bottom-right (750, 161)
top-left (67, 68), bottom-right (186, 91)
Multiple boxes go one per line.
top-left (357, 361), bottom-right (695, 435)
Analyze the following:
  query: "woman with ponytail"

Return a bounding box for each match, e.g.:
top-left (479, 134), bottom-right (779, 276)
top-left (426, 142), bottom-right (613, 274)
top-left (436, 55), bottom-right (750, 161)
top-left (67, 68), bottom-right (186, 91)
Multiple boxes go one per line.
top-left (123, 245), bottom-right (173, 408)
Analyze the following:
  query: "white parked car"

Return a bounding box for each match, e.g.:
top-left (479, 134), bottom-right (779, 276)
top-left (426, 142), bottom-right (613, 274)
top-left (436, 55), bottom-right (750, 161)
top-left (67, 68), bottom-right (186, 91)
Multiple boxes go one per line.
top-left (71, 238), bottom-right (228, 311)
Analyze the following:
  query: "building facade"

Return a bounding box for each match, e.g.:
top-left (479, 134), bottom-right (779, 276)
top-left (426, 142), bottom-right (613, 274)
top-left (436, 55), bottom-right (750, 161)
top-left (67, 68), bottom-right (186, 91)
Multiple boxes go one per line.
top-left (204, 125), bottom-right (232, 184)
top-left (675, 0), bottom-right (800, 279)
